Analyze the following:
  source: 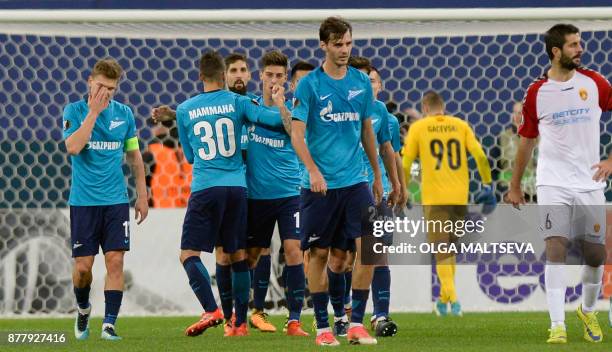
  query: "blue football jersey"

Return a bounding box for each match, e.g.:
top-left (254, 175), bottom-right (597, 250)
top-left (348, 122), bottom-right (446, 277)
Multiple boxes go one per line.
top-left (240, 93), bottom-right (259, 151)
top-left (362, 100), bottom-right (392, 194)
top-left (388, 112), bottom-right (401, 153)
top-left (62, 99), bottom-right (137, 206)
top-left (292, 66), bottom-right (375, 189)
top-left (176, 89), bottom-right (282, 192)
top-left (245, 97), bottom-right (300, 199)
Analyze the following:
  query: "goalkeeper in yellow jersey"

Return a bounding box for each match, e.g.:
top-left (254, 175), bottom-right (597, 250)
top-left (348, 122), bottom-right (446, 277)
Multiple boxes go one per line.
top-left (402, 91), bottom-right (495, 316)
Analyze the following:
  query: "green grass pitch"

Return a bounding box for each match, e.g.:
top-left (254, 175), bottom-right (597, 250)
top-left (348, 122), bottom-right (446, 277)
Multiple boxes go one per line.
top-left (0, 312), bottom-right (610, 351)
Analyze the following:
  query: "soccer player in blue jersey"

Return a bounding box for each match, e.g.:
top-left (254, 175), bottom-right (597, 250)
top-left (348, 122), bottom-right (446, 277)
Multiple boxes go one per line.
top-left (177, 51), bottom-right (288, 337)
top-left (244, 50), bottom-right (309, 336)
top-left (291, 17), bottom-right (400, 346)
top-left (286, 60), bottom-right (315, 278)
top-left (328, 56), bottom-right (401, 338)
top-left (223, 53), bottom-right (258, 153)
top-left (63, 58), bottom-right (149, 341)
top-left (366, 64), bottom-right (406, 337)
top-left (151, 53), bottom-right (257, 333)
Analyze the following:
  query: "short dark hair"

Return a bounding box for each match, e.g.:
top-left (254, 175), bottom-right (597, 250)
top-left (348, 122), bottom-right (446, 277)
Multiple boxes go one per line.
top-left (92, 58), bottom-right (123, 80)
top-left (319, 16), bottom-right (352, 43)
top-left (544, 24), bottom-right (580, 60)
top-left (260, 50), bottom-right (288, 71)
top-left (199, 51), bottom-right (225, 82)
top-left (224, 53), bottom-right (248, 69)
top-left (290, 61), bottom-right (315, 79)
top-left (422, 91), bottom-right (445, 110)
top-left (348, 56), bottom-right (371, 72)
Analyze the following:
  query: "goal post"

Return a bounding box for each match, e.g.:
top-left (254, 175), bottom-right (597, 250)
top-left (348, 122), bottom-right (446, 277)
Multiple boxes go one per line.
top-left (0, 7), bottom-right (610, 316)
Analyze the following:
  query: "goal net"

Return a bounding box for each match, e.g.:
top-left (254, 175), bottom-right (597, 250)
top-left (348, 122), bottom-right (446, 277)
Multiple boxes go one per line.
top-left (0, 9), bottom-right (611, 315)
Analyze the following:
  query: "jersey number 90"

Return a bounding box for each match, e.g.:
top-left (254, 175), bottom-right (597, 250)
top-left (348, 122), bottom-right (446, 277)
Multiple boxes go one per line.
top-left (430, 138), bottom-right (461, 170)
top-left (194, 118), bottom-right (236, 160)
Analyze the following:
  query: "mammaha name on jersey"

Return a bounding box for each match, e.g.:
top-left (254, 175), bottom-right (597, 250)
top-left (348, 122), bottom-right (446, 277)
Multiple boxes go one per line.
top-left (189, 104), bottom-right (235, 120)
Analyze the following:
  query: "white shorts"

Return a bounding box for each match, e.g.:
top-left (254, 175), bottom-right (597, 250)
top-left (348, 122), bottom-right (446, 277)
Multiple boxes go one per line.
top-left (536, 185), bottom-right (606, 245)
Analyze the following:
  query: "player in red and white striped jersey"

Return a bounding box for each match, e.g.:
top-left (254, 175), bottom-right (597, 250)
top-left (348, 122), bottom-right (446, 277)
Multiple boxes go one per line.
top-left (506, 23), bottom-right (612, 344)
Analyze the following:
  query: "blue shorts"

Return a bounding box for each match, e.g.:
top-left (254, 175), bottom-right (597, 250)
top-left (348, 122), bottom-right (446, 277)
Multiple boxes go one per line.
top-left (70, 204), bottom-right (130, 258)
top-left (247, 196), bottom-right (300, 248)
top-left (181, 186), bottom-right (247, 254)
top-left (300, 182), bottom-right (374, 251)
top-left (373, 197), bottom-right (394, 246)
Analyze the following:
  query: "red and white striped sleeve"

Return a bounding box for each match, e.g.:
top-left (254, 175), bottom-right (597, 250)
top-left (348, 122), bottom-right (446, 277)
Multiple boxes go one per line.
top-left (577, 67), bottom-right (612, 112)
top-left (518, 77), bottom-right (546, 138)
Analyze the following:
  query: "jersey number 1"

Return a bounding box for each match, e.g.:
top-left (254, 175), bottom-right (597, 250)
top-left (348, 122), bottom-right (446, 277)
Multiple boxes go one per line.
top-left (430, 138), bottom-right (461, 170)
top-left (194, 118), bottom-right (236, 160)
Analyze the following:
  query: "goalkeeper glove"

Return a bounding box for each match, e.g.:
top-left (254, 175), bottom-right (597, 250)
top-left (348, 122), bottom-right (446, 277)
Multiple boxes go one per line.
top-left (474, 184), bottom-right (497, 215)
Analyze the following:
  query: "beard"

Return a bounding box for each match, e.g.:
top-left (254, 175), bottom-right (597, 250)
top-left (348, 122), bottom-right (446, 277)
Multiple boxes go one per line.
top-left (559, 53), bottom-right (580, 71)
top-left (228, 80), bottom-right (247, 95)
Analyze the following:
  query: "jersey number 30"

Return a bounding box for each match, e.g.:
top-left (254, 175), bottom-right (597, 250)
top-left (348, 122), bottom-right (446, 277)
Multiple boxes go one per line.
top-left (430, 138), bottom-right (461, 170)
top-left (194, 118), bottom-right (236, 160)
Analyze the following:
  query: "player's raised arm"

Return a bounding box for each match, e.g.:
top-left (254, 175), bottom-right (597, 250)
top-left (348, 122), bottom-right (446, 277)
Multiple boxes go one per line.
top-left (271, 84), bottom-right (293, 135)
top-left (64, 84), bottom-right (110, 155)
top-left (151, 105), bottom-right (176, 123)
top-left (240, 94), bottom-right (283, 128)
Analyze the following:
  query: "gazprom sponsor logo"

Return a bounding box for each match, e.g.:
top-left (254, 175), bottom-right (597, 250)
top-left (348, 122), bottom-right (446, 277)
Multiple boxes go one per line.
top-left (318, 99), bottom-right (360, 122)
top-left (551, 108), bottom-right (590, 126)
top-left (86, 141), bottom-right (122, 150)
top-left (321, 112), bottom-right (360, 123)
top-left (249, 131), bottom-right (285, 148)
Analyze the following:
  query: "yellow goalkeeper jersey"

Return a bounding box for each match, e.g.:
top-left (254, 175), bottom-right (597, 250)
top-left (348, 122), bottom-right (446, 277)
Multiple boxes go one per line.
top-left (402, 114), bottom-right (492, 205)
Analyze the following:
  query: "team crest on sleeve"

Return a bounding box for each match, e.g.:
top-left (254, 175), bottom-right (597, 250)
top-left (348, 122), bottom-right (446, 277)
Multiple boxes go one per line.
top-left (63, 119), bottom-right (71, 130)
top-left (594, 223), bottom-right (600, 233)
top-left (579, 88), bottom-right (588, 101)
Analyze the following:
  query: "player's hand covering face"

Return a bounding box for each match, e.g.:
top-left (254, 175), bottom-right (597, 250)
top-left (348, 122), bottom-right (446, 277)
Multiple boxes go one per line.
top-left (271, 84), bottom-right (286, 106)
top-left (87, 81), bottom-right (111, 115)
